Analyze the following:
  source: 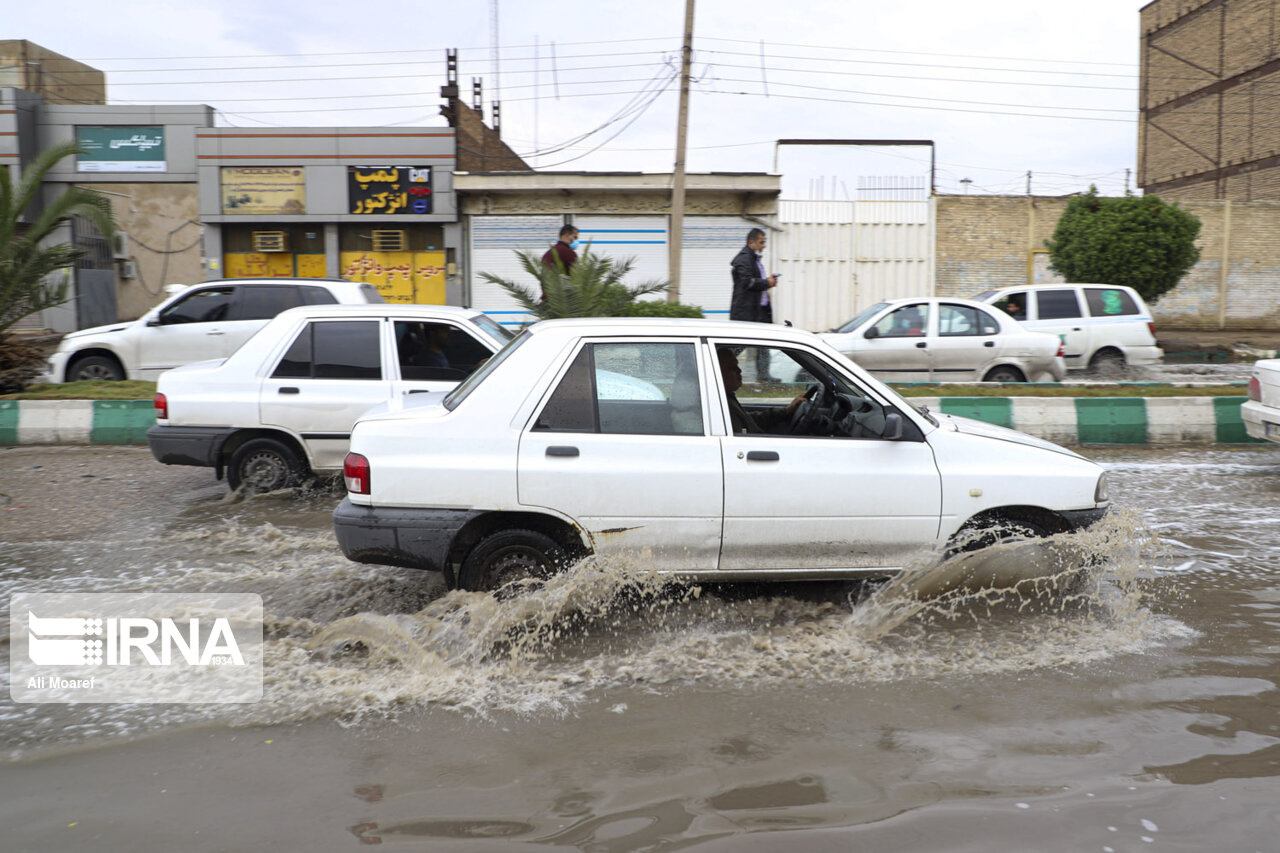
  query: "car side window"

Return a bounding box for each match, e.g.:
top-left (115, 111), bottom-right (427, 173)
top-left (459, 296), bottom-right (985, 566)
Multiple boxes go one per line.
top-left (873, 304), bottom-right (930, 337)
top-left (395, 321), bottom-right (491, 381)
top-left (717, 344), bottom-right (893, 440)
top-left (233, 286), bottom-right (305, 321)
top-left (271, 320), bottom-right (382, 380)
top-left (533, 342), bottom-right (704, 436)
top-left (1084, 288), bottom-right (1139, 316)
top-left (159, 287), bottom-right (235, 324)
top-left (301, 286), bottom-right (339, 305)
top-left (1036, 289), bottom-right (1083, 320)
top-left (938, 304), bottom-right (998, 336)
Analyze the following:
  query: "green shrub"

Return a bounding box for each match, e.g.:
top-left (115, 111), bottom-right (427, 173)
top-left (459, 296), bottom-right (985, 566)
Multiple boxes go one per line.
top-left (618, 301), bottom-right (705, 319)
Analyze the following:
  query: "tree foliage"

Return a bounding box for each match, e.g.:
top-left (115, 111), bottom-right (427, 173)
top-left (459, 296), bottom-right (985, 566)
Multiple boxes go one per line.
top-left (480, 246), bottom-right (668, 320)
top-left (1045, 187), bottom-right (1200, 303)
top-left (0, 141), bottom-right (116, 336)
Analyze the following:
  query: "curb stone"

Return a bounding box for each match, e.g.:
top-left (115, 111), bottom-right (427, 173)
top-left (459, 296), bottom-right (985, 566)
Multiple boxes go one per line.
top-left (0, 396), bottom-right (1263, 447)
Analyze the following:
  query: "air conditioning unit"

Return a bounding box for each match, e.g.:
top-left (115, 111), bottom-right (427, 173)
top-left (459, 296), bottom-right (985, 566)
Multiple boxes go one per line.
top-left (111, 231), bottom-right (130, 259)
top-left (371, 229), bottom-right (407, 252)
top-left (252, 231), bottom-right (288, 252)
top-left (120, 260), bottom-right (138, 279)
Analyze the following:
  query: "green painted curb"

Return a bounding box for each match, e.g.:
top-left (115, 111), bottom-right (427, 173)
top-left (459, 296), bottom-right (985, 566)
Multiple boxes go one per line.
top-left (939, 397), bottom-right (1014, 429)
top-left (90, 400), bottom-right (155, 444)
top-left (0, 400), bottom-right (18, 446)
top-left (1075, 398), bottom-right (1148, 444)
top-left (1214, 396), bottom-right (1261, 444)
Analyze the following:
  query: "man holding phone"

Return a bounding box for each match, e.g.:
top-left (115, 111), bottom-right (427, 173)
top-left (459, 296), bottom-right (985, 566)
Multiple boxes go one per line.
top-left (729, 227), bottom-right (779, 381)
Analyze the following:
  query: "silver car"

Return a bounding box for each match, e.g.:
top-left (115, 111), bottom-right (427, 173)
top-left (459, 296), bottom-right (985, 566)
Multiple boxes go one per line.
top-left (819, 297), bottom-right (1066, 383)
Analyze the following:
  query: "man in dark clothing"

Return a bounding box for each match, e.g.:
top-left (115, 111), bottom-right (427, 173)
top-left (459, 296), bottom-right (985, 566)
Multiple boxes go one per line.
top-left (729, 227), bottom-right (778, 380)
top-left (717, 347), bottom-right (804, 435)
top-left (542, 224), bottom-right (580, 273)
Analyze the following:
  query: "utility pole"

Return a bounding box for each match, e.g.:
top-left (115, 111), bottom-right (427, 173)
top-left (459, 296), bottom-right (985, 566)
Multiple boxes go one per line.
top-left (668, 0), bottom-right (695, 303)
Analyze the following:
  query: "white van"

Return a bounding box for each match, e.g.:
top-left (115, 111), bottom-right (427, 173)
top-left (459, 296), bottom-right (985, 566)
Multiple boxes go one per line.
top-left (973, 284), bottom-right (1162, 374)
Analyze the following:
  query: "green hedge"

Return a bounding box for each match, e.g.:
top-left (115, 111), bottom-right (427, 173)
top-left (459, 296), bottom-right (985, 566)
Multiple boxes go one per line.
top-left (617, 301), bottom-right (705, 319)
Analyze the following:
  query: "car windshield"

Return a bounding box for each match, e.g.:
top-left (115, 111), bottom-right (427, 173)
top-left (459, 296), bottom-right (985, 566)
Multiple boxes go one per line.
top-left (973, 290), bottom-right (997, 301)
top-left (442, 330), bottom-right (529, 411)
top-left (832, 303), bottom-right (888, 334)
top-left (471, 314), bottom-right (517, 344)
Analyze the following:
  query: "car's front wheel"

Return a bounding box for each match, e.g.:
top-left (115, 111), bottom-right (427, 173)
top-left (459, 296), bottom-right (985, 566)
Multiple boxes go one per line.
top-left (459, 529), bottom-right (567, 593)
top-left (227, 438), bottom-right (308, 494)
top-left (67, 354), bottom-right (124, 382)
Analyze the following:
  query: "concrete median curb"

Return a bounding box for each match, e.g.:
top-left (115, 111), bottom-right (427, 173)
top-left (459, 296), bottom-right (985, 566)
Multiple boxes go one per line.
top-left (0, 396), bottom-right (1263, 447)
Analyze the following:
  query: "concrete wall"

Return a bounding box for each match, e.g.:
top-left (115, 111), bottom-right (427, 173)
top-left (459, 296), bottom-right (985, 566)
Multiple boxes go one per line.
top-left (935, 194), bottom-right (1280, 329)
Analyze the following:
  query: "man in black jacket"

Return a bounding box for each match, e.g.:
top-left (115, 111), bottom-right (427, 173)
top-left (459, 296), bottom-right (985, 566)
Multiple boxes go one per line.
top-left (729, 227), bottom-right (779, 380)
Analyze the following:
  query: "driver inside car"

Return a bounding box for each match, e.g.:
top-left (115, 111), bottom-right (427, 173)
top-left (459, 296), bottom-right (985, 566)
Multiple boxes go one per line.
top-left (717, 346), bottom-right (807, 435)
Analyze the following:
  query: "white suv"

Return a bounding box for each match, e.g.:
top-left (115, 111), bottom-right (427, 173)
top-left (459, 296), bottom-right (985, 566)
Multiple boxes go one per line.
top-left (41, 278), bottom-right (384, 383)
top-left (334, 318), bottom-right (1110, 593)
top-left (147, 304), bottom-right (512, 492)
top-left (973, 284), bottom-right (1162, 374)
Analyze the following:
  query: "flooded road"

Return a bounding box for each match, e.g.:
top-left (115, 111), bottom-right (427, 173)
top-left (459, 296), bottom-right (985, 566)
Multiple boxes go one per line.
top-left (2, 444), bottom-right (1279, 851)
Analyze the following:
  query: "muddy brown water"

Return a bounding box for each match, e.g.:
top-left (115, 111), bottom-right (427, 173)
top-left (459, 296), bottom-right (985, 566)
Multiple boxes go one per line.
top-left (1, 444), bottom-right (1278, 851)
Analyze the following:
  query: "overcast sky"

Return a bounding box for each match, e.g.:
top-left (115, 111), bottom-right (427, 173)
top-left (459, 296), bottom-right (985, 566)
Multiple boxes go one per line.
top-left (12, 1), bottom-right (1148, 198)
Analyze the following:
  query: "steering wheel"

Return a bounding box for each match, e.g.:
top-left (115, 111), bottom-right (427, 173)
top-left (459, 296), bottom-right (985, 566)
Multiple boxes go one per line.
top-left (787, 383), bottom-right (826, 434)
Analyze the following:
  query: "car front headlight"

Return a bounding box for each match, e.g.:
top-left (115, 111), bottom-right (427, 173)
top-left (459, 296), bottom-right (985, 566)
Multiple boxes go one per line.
top-left (1094, 471), bottom-right (1110, 503)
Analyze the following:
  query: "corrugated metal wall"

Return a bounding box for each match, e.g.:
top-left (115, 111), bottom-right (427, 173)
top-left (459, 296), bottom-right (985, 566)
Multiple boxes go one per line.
top-left (467, 214), bottom-right (748, 324)
top-left (773, 199), bottom-right (935, 332)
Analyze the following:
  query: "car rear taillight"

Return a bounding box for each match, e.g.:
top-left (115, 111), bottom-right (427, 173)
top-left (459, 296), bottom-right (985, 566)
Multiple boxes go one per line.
top-left (1147, 321), bottom-right (1157, 339)
top-left (153, 393), bottom-right (168, 420)
top-left (1249, 376), bottom-right (1262, 402)
top-left (344, 452), bottom-right (371, 494)
top-left (1055, 341), bottom-right (1066, 358)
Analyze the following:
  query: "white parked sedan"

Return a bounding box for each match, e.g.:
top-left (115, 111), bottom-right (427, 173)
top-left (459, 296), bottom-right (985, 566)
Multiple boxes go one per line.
top-left (147, 303), bottom-right (512, 492)
top-left (41, 278), bottom-right (384, 383)
top-left (334, 318), bottom-right (1109, 593)
top-left (1243, 358), bottom-right (1280, 443)
top-left (819, 297), bottom-right (1066, 383)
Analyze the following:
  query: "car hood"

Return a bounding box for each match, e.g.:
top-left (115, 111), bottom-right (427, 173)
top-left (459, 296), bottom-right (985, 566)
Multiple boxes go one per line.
top-left (61, 321), bottom-right (139, 342)
top-left (937, 412), bottom-right (1084, 459)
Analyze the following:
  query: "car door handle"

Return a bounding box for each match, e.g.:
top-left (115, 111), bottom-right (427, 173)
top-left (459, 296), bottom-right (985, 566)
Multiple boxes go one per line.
top-left (278, 387), bottom-right (300, 395)
top-left (915, 341), bottom-right (927, 349)
top-left (984, 340), bottom-right (995, 347)
top-left (206, 330), bottom-right (225, 336)
top-left (746, 450), bottom-right (780, 461)
top-left (546, 446), bottom-right (579, 457)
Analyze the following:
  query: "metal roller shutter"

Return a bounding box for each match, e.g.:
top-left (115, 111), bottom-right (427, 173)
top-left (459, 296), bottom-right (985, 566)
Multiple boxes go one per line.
top-left (469, 215), bottom-right (564, 325)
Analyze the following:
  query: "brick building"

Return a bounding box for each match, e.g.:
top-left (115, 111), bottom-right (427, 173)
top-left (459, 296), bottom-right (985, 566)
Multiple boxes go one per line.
top-left (1139, 0), bottom-right (1280, 199)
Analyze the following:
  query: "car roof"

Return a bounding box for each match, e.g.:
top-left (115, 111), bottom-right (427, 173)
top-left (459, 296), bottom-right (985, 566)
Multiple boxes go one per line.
top-left (271, 303), bottom-right (484, 320)
top-left (195, 277), bottom-right (368, 287)
top-left (982, 283), bottom-right (1141, 293)
top-left (876, 296), bottom-right (1000, 309)
top-left (525, 316), bottom-right (825, 344)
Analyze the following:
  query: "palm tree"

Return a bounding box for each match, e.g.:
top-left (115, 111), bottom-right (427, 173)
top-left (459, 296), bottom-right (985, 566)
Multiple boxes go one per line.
top-left (1, 141), bottom-right (116, 336)
top-left (480, 246), bottom-right (668, 321)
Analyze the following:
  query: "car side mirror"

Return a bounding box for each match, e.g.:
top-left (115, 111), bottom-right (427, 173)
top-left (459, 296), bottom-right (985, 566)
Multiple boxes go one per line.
top-left (882, 412), bottom-right (903, 440)
top-left (145, 317), bottom-right (162, 327)
top-left (864, 327), bottom-right (879, 340)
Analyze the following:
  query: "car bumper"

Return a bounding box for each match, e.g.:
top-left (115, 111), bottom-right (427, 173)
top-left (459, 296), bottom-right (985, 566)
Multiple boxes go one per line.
top-left (333, 498), bottom-right (482, 574)
top-left (37, 351), bottom-right (69, 385)
top-left (1123, 345), bottom-right (1164, 367)
top-left (1059, 506), bottom-right (1110, 531)
top-left (146, 424), bottom-right (237, 467)
top-left (1242, 400), bottom-right (1280, 443)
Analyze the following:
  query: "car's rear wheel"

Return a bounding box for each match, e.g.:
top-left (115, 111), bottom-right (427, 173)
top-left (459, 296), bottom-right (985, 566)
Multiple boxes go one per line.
top-left (982, 365), bottom-right (1025, 383)
top-left (459, 529), bottom-right (567, 593)
top-left (68, 355), bottom-right (124, 382)
top-left (227, 438), bottom-right (307, 494)
top-left (1088, 349), bottom-right (1126, 377)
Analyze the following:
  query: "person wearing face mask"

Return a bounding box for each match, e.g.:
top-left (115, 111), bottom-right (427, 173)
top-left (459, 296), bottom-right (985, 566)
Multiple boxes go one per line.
top-left (542, 224), bottom-right (580, 273)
